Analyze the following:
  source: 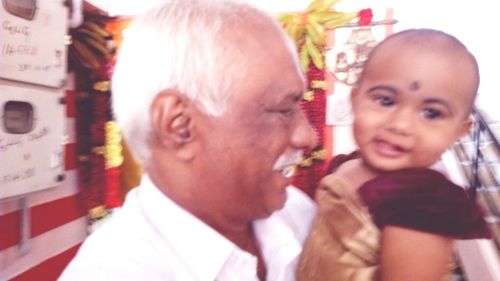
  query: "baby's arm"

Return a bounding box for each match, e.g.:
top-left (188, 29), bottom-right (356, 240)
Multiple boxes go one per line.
top-left (380, 226), bottom-right (453, 281)
top-left (358, 168), bottom-right (491, 281)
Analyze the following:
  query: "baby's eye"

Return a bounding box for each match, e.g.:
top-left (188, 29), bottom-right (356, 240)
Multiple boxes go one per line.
top-left (422, 108), bottom-right (443, 119)
top-left (375, 96), bottom-right (394, 107)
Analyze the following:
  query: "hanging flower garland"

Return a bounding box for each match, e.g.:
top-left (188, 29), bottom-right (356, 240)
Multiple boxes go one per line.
top-left (279, 0), bottom-right (357, 71)
top-left (279, 0), bottom-right (367, 197)
top-left (105, 19), bottom-right (144, 199)
top-left (69, 18), bottom-right (123, 226)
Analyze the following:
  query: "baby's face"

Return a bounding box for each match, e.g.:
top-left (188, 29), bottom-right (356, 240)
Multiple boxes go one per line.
top-left (350, 43), bottom-right (476, 172)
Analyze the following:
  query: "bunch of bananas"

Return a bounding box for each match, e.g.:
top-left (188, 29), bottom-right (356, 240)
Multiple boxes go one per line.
top-left (279, 0), bottom-right (356, 71)
top-left (69, 20), bottom-right (115, 70)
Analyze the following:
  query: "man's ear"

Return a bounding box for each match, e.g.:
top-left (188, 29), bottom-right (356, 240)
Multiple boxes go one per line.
top-left (150, 90), bottom-right (196, 159)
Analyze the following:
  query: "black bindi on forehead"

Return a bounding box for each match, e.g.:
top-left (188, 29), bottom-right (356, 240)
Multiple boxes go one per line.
top-left (409, 81), bottom-right (421, 91)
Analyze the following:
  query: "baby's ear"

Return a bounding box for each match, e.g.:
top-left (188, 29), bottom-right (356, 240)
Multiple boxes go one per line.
top-left (458, 117), bottom-right (473, 138)
top-left (350, 86), bottom-right (358, 98)
top-left (350, 86), bottom-right (359, 107)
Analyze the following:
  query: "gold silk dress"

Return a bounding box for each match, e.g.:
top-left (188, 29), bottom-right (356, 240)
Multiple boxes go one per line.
top-left (297, 161), bottom-right (491, 281)
top-left (297, 173), bottom-right (381, 281)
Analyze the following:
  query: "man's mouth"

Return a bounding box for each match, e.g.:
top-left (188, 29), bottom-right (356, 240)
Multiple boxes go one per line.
top-left (280, 165), bottom-right (297, 178)
top-left (272, 150), bottom-right (303, 178)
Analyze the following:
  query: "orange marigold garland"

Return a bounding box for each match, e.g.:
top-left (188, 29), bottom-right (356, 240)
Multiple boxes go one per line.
top-left (104, 120), bottom-right (123, 208)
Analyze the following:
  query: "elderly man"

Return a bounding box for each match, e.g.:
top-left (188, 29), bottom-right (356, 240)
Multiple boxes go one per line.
top-left (59, 0), bottom-right (317, 280)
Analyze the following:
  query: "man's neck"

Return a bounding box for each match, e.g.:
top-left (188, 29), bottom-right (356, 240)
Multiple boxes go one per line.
top-left (205, 219), bottom-right (267, 281)
top-left (148, 169), bottom-right (267, 280)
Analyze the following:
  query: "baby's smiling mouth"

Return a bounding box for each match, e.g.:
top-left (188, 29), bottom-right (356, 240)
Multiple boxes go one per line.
top-left (373, 139), bottom-right (408, 157)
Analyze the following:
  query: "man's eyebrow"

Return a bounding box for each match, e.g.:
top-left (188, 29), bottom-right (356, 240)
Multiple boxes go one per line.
top-left (286, 91), bottom-right (303, 102)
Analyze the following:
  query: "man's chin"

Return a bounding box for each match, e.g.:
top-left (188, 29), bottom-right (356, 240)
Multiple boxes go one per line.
top-left (266, 189), bottom-right (289, 215)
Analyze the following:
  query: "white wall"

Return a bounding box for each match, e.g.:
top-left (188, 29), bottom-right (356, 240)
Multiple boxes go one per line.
top-left (251, 0), bottom-right (498, 121)
top-left (90, 0), bottom-right (498, 120)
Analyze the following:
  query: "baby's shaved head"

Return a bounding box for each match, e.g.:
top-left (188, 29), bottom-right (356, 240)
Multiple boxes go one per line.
top-left (359, 28), bottom-right (479, 114)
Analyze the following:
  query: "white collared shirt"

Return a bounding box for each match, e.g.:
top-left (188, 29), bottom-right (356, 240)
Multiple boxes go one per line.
top-left (59, 175), bottom-right (316, 281)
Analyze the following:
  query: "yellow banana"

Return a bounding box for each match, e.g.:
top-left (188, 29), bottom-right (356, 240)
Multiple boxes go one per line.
top-left (306, 0), bottom-right (341, 13)
top-left (279, 13), bottom-right (295, 25)
top-left (295, 24), bottom-right (306, 44)
top-left (286, 20), bottom-right (299, 42)
top-left (81, 21), bottom-right (110, 38)
top-left (324, 12), bottom-right (356, 29)
top-left (305, 0), bottom-right (326, 13)
top-left (71, 39), bottom-right (101, 69)
top-left (315, 11), bottom-right (350, 24)
top-left (314, 11), bottom-right (335, 23)
top-left (305, 24), bottom-right (320, 45)
top-left (318, 0), bottom-right (341, 11)
top-left (305, 36), bottom-right (323, 69)
top-left (306, 16), bottom-right (325, 45)
top-left (287, 18), bottom-right (306, 45)
top-left (74, 27), bottom-right (107, 45)
top-left (299, 44), bottom-right (310, 72)
top-left (70, 46), bottom-right (99, 69)
top-left (82, 36), bottom-right (110, 58)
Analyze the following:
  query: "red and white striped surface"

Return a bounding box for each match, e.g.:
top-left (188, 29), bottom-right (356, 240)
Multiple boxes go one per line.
top-left (0, 75), bottom-right (88, 281)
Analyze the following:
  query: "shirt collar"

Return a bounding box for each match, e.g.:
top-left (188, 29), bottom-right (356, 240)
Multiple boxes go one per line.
top-left (254, 189), bottom-right (303, 281)
top-left (138, 175), bottom-right (238, 281)
top-left (137, 176), bottom-right (303, 281)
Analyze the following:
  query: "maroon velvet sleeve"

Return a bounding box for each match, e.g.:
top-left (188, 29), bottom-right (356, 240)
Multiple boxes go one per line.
top-left (358, 168), bottom-right (491, 239)
top-left (326, 151), bottom-right (360, 174)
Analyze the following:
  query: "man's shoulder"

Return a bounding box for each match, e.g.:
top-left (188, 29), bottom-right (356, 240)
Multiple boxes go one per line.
top-left (59, 193), bottom-right (171, 280)
top-left (59, 215), bottom-right (174, 280)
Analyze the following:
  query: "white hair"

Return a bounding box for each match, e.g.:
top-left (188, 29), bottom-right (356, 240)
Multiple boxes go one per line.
top-left (112, 0), bottom-right (296, 165)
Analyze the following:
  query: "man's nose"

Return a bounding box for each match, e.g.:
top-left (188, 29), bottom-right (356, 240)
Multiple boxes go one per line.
top-left (291, 111), bottom-right (318, 151)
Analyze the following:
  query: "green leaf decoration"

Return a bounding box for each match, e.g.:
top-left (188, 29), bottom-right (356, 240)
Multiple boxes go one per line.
top-left (278, 0), bottom-right (357, 71)
top-left (305, 36), bottom-right (323, 69)
top-left (299, 44), bottom-right (310, 71)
